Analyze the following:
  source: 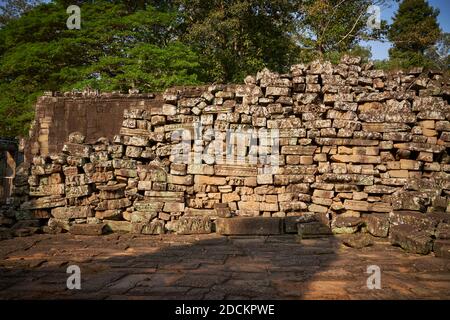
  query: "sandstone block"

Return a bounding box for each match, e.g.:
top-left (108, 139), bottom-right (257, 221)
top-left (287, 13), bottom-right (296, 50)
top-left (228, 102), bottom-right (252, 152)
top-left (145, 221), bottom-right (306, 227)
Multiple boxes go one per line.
top-left (70, 223), bottom-right (105, 236)
top-left (216, 217), bottom-right (282, 235)
top-left (52, 206), bottom-right (92, 219)
top-left (389, 225), bottom-right (433, 255)
top-left (175, 217), bottom-right (212, 235)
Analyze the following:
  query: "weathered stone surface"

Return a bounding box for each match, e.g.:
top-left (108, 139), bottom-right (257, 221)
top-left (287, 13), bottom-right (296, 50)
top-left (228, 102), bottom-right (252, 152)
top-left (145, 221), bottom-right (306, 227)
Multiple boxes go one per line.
top-left (281, 146), bottom-right (317, 155)
top-left (284, 213), bottom-right (317, 233)
top-left (131, 221), bottom-right (165, 235)
top-left (214, 165), bottom-right (258, 177)
top-left (69, 223), bottom-right (105, 236)
top-left (143, 191), bottom-right (184, 203)
top-left (344, 200), bottom-right (391, 212)
top-left (319, 174), bottom-right (374, 185)
top-left (52, 206), bottom-right (92, 219)
top-left (436, 223), bottom-right (450, 240)
top-left (364, 185), bottom-right (398, 194)
top-left (332, 216), bottom-right (363, 234)
top-left (331, 155), bottom-right (380, 164)
top-left (216, 217), bottom-right (282, 235)
top-left (389, 211), bottom-right (438, 234)
top-left (187, 164), bottom-right (215, 175)
top-left (21, 196), bottom-right (66, 210)
top-left (68, 132), bottom-right (86, 144)
top-left (194, 175), bottom-right (227, 185)
top-left (364, 214), bottom-right (389, 237)
top-left (129, 211), bottom-right (158, 223)
top-left (389, 225), bottom-right (433, 255)
top-left (163, 202), bottom-right (185, 212)
top-left (185, 208), bottom-right (218, 218)
top-left (173, 217), bottom-right (212, 235)
top-left (342, 234), bottom-right (374, 248)
top-left (96, 198), bottom-right (132, 211)
top-left (133, 201), bottom-right (164, 212)
top-left (47, 218), bottom-right (71, 232)
top-left (298, 222), bottom-right (332, 238)
top-left (63, 143), bottom-right (92, 158)
top-left (65, 185), bottom-right (91, 199)
top-left (95, 210), bottom-right (123, 220)
top-left (316, 138), bottom-right (379, 146)
top-left (433, 240), bottom-right (450, 258)
top-left (393, 143), bottom-right (445, 153)
top-left (104, 220), bottom-right (132, 233)
top-left (98, 183), bottom-right (126, 199)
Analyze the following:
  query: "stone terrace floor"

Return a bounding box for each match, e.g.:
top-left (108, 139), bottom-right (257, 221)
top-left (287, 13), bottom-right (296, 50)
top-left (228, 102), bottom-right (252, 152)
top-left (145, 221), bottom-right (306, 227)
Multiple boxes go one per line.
top-left (0, 233), bottom-right (449, 300)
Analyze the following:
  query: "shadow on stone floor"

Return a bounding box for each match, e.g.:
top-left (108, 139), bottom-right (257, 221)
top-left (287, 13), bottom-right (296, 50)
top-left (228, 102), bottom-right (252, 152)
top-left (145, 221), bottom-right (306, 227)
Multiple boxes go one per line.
top-left (0, 231), bottom-right (449, 300)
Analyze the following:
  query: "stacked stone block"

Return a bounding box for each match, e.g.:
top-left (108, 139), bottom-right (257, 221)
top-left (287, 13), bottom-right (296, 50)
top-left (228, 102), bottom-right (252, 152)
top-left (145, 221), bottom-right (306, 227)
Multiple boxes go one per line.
top-left (5, 55), bottom-right (450, 256)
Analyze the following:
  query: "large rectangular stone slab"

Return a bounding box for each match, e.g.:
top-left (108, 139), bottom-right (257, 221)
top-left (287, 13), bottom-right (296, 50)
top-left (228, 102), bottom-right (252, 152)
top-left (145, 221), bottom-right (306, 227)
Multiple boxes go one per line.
top-left (318, 174), bottom-right (373, 186)
top-left (331, 155), bottom-right (381, 164)
top-left (215, 217), bottom-right (283, 235)
top-left (69, 223), bottom-right (105, 236)
top-left (143, 191), bottom-right (185, 202)
top-left (51, 206), bottom-right (92, 219)
top-left (194, 175), bottom-right (227, 185)
top-left (389, 211), bottom-right (439, 234)
top-left (393, 143), bottom-right (445, 153)
top-left (21, 196), bottom-right (66, 210)
top-left (389, 225), bottom-right (433, 255)
top-left (344, 200), bottom-right (392, 212)
top-left (214, 165), bottom-right (258, 177)
top-left (173, 217), bottom-right (212, 235)
top-left (62, 143), bottom-right (92, 158)
top-left (185, 208), bottom-right (218, 218)
top-left (362, 123), bottom-right (411, 132)
top-left (284, 213), bottom-right (318, 233)
top-left (65, 185), bottom-right (91, 199)
top-left (131, 221), bottom-right (165, 235)
top-left (104, 220), bottom-right (132, 233)
top-left (364, 213), bottom-right (389, 237)
top-left (297, 221), bottom-right (332, 238)
top-left (315, 138), bottom-right (379, 146)
top-left (281, 146), bottom-right (317, 155)
top-left (29, 184), bottom-right (65, 197)
top-left (133, 201), bottom-right (164, 212)
top-left (96, 198), bottom-right (132, 211)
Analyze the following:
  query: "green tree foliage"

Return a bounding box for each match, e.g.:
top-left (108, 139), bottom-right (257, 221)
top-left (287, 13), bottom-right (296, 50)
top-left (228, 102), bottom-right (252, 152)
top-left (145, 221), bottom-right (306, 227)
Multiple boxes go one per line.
top-left (294, 0), bottom-right (388, 63)
top-left (0, 0), bottom-right (201, 137)
top-left (175, 0), bottom-right (298, 83)
top-left (387, 0), bottom-right (441, 68)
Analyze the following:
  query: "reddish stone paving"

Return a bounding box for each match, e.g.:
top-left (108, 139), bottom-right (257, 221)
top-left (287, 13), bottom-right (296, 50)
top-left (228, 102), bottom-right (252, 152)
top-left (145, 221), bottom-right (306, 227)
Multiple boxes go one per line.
top-left (0, 233), bottom-right (449, 299)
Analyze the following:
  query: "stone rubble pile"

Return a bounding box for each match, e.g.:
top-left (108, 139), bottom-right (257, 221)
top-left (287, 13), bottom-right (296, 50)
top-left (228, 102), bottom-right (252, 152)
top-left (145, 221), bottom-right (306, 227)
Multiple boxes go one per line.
top-left (1, 55), bottom-right (449, 257)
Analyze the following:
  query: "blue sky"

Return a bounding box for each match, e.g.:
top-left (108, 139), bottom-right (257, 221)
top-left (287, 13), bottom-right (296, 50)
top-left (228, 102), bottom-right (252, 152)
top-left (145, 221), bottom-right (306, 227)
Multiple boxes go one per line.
top-left (364, 0), bottom-right (450, 60)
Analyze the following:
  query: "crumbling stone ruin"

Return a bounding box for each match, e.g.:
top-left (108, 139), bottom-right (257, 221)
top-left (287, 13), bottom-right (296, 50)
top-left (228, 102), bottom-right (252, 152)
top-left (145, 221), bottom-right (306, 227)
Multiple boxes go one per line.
top-left (1, 55), bottom-right (449, 257)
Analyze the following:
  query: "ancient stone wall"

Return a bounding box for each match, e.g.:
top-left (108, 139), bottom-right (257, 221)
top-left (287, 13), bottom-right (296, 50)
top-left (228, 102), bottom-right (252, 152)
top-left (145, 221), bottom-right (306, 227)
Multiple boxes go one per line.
top-left (3, 56), bottom-right (450, 256)
top-left (25, 90), bottom-right (161, 162)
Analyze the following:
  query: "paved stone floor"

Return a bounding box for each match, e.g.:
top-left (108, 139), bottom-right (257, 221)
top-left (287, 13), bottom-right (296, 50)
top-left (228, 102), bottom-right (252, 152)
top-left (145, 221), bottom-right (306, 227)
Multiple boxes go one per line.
top-left (0, 233), bottom-right (449, 299)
